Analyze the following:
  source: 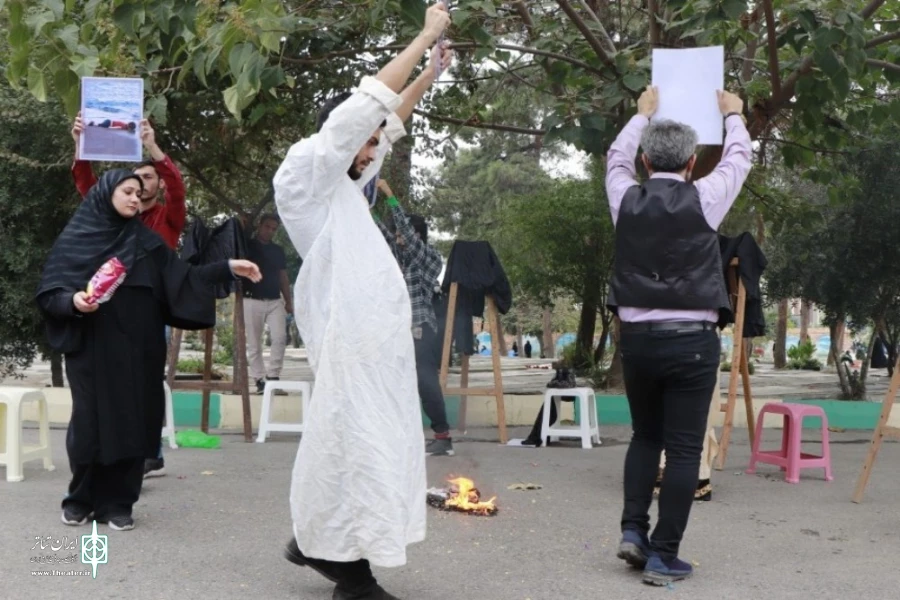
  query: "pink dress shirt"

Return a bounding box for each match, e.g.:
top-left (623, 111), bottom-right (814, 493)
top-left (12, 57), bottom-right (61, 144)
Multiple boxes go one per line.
top-left (605, 114), bottom-right (753, 323)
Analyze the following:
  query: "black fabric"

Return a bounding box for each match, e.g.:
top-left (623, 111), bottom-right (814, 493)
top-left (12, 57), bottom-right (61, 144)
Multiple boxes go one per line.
top-left (415, 324), bottom-right (449, 435)
top-left (62, 457), bottom-right (144, 520)
top-left (717, 232), bottom-right (767, 336)
top-left (608, 179), bottom-right (730, 316)
top-left (242, 238), bottom-right (286, 300)
top-left (181, 217), bottom-right (248, 299)
top-left (524, 341), bottom-right (532, 358)
top-left (35, 169), bottom-right (164, 353)
top-left (440, 241), bottom-right (512, 356)
top-left (872, 336), bottom-right (890, 369)
top-left (619, 329), bottom-right (719, 561)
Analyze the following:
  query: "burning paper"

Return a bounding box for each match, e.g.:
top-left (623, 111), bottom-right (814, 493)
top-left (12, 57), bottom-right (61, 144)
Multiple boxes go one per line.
top-left (427, 477), bottom-right (497, 517)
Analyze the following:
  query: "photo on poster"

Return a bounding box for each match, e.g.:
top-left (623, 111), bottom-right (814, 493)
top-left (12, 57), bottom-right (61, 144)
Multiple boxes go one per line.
top-left (79, 77), bottom-right (144, 162)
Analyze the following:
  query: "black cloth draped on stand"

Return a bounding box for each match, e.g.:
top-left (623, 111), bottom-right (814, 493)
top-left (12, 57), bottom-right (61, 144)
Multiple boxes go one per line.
top-left (717, 232), bottom-right (767, 337)
top-left (181, 217), bottom-right (248, 299)
top-left (439, 241), bottom-right (513, 355)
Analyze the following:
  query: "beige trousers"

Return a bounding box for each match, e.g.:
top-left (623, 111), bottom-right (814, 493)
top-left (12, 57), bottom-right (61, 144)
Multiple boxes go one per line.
top-left (244, 298), bottom-right (287, 381)
top-left (659, 366), bottom-right (721, 480)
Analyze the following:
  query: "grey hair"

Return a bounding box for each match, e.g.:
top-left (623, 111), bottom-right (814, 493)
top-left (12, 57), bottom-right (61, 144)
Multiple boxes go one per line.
top-left (640, 120), bottom-right (698, 173)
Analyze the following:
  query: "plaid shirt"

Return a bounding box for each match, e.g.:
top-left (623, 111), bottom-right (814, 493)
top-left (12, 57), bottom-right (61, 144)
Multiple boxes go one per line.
top-left (375, 205), bottom-right (442, 333)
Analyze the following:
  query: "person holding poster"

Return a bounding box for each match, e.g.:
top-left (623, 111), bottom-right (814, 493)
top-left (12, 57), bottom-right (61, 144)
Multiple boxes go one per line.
top-left (605, 85), bottom-right (751, 586)
top-left (36, 169), bottom-right (260, 532)
top-left (272, 4), bottom-right (451, 599)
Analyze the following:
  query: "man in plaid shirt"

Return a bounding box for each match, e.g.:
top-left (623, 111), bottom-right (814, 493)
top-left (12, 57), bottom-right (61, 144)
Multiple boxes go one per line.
top-left (373, 179), bottom-right (453, 456)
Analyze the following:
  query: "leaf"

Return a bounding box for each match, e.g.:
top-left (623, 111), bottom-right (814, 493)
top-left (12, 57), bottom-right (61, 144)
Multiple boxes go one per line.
top-left (797, 9), bottom-right (818, 33)
top-left (721, 0), bottom-right (746, 20)
top-left (145, 95), bottom-right (168, 125)
top-left (24, 9), bottom-right (56, 35)
top-left (580, 113), bottom-right (607, 131)
top-left (399, 0), bottom-right (426, 28)
top-left (249, 103), bottom-right (267, 125)
top-left (70, 55), bottom-right (100, 78)
top-left (813, 27), bottom-right (844, 52)
top-left (57, 23), bottom-right (80, 52)
top-left (8, 23), bottom-right (30, 48)
top-left (113, 2), bottom-right (146, 37)
top-left (27, 67), bottom-right (49, 102)
top-left (53, 68), bottom-right (80, 115)
top-left (622, 72), bottom-right (646, 92)
top-left (228, 43), bottom-right (255, 78)
top-left (815, 48), bottom-right (842, 79)
top-left (192, 51), bottom-right (208, 87)
top-left (224, 84), bottom-right (242, 118)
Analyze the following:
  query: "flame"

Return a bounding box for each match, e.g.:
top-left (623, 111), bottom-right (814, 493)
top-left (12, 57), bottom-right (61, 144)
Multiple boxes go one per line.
top-left (445, 477), bottom-right (497, 515)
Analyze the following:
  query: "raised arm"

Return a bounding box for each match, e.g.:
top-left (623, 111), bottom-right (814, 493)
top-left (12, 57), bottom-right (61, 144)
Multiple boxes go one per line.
top-left (379, 180), bottom-right (442, 280)
top-left (605, 86), bottom-right (657, 225)
top-left (694, 91), bottom-right (752, 229)
top-left (141, 120), bottom-right (187, 235)
top-left (70, 112), bottom-right (97, 198)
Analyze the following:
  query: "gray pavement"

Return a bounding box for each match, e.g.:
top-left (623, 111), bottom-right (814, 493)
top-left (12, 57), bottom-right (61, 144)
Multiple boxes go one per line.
top-left (3, 424), bottom-right (900, 599)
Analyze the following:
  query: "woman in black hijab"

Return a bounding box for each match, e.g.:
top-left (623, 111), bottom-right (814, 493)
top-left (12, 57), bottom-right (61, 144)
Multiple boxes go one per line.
top-left (36, 169), bottom-right (261, 531)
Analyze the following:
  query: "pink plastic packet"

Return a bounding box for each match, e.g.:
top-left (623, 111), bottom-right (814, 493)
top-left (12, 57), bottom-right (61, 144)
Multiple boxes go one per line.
top-left (85, 258), bottom-right (127, 304)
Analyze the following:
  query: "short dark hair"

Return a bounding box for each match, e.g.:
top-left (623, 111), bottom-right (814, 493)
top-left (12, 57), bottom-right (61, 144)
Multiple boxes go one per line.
top-left (317, 92), bottom-right (387, 132)
top-left (259, 213), bottom-right (280, 226)
top-left (135, 159), bottom-right (157, 171)
top-left (408, 214), bottom-right (428, 241)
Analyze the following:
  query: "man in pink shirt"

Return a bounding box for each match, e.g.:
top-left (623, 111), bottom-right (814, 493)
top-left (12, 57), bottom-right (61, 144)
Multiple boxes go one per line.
top-left (605, 86), bottom-right (751, 585)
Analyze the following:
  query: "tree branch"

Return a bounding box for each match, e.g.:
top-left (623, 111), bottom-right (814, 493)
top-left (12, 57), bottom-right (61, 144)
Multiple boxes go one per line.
top-left (867, 58), bottom-right (900, 75)
top-left (756, 137), bottom-right (857, 155)
top-left (648, 0), bottom-right (661, 47)
top-left (861, 0), bottom-right (888, 20)
top-left (578, 0), bottom-right (617, 53)
top-left (512, 1), bottom-right (535, 35)
top-left (865, 30), bottom-right (900, 48)
top-left (413, 109), bottom-right (545, 135)
top-left (762, 0), bottom-right (781, 103)
top-left (555, 0), bottom-right (616, 69)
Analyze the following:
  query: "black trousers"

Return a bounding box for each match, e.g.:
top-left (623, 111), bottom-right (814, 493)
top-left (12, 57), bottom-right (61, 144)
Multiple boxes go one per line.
top-left (63, 457), bottom-right (145, 520)
top-left (620, 328), bottom-right (719, 560)
top-left (415, 324), bottom-right (450, 435)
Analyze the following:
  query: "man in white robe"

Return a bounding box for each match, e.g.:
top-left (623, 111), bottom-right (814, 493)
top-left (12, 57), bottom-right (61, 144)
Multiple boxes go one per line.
top-left (272, 5), bottom-right (451, 600)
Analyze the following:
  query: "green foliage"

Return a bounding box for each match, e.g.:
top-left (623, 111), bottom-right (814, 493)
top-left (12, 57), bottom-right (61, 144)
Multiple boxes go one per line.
top-left (720, 361), bottom-right (755, 375)
top-left (787, 340), bottom-right (822, 371)
top-left (0, 82), bottom-right (76, 377)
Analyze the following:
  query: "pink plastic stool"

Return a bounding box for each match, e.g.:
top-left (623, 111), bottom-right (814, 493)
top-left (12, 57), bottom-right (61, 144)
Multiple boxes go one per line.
top-left (746, 403), bottom-right (833, 484)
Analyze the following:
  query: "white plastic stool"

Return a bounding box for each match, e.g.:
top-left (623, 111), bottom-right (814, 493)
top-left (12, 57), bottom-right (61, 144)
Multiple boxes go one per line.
top-left (161, 382), bottom-right (178, 450)
top-left (256, 380), bottom-right (311, 442)
top-left (540, 387), bottom-right (601, 449)
top-left (0, 387), bottom-right (56, 482)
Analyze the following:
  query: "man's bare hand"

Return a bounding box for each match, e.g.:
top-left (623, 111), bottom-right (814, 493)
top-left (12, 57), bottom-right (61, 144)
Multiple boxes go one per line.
top-left (376, 179), bottom-right (394, 198)
top-left (638, 86), bottom-right (659, 118)
top-left (73, 291), bottom-right (99, 314)
top-left (717, 90), bottom-right (743, 116)
top-left (421, 2), bottom-right (451, 45)
top-left (71, 112), bottom-right (84, 144)
top-left (229, 259), bottom-right (262, 283)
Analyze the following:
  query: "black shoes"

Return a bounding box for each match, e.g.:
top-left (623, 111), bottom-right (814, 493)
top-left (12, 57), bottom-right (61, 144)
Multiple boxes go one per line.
top-left (425, 437), bottom-right (455, 456)
top-left (546, 368), bottom-right (576, 389)
top-left (61, 506), bottom-right (91, 526)
top-left (332, 584), bottom-right (401, 600)
top-left (284, 538), bottom-right (342, 583)
top-left (143, 457), bottom-right (166, 479)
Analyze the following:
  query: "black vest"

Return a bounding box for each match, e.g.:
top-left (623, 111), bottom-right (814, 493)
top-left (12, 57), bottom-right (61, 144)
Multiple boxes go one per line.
top-left (607, 178), bottom-right (730, 315)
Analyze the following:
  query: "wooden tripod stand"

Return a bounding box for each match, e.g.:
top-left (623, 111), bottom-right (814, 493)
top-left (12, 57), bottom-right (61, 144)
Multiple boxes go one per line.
top-left (438, 282), bottom-right (508, 444)
top-left (165, 282), bottom-right (253, 441)
top-left (852, 356), bottom-right (900, 503)
top-left (715, 258), bottom-right (757, 470)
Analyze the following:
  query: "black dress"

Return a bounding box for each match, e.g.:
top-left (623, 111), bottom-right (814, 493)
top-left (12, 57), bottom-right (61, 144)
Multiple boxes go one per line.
top-left (37, 243), bottom-right (234, 519)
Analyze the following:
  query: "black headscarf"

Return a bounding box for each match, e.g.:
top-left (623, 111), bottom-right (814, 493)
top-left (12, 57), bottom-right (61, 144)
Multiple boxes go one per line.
top-left (37, 169), bottom-right (162, 298)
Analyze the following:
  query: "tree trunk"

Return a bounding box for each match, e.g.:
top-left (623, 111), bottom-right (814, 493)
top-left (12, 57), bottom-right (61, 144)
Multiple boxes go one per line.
top-left (542, 307), bottom-right (554, 358)
top-left (827, 318), bottom-right (845, 366)
top-left (799, 299), bottom-right (811, 344)
top-left (515, 323), bottom-right (524, 358)
top-left (774, 299), bottom-right (788, 368)
top-left (575, 290), bottom-right (600, 369)
top-left (608, 318), bottom-right (623, 388)
top-left (859, 327), bottom-right (878, 395)
top-left (830, 328), bottom-right (851, 398)
top-left (593, 311), bottom-right (612, 365)
top-left (50, 352), bottom-right (64, 387)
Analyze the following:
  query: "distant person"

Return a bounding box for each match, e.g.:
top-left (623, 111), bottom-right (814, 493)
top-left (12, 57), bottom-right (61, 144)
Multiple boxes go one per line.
top-left (243, 214), bottom-right (293, 394)
top-left (524, 340), bottom-right (533, 358)
top-left (512, 341), bottom-right (519, 356)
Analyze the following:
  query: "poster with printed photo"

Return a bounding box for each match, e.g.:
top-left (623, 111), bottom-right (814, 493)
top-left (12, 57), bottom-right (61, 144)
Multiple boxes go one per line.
top-left (79, 77), bottom-right (144, 162)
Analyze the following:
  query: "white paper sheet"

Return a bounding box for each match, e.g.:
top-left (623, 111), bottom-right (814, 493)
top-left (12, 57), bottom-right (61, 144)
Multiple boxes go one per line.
top-left (651, 46), bottom-right (724, 145)
top-left (79, 77), bottom-right (144, 162)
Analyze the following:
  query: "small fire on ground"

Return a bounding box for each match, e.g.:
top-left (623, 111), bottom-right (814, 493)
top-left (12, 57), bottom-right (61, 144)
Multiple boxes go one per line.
top-left (427, 477), bottom-right (498, 516)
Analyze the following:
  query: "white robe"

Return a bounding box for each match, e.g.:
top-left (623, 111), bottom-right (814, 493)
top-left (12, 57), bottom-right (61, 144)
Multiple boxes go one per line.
top-left (273, 76), bottom-right (426, 568)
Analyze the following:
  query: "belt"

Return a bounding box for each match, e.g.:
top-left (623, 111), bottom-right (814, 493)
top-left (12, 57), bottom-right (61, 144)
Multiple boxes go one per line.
top-left (243, 292), bottom-right (280, 300)
top-left (620, 321), bottom-right (716, 333)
